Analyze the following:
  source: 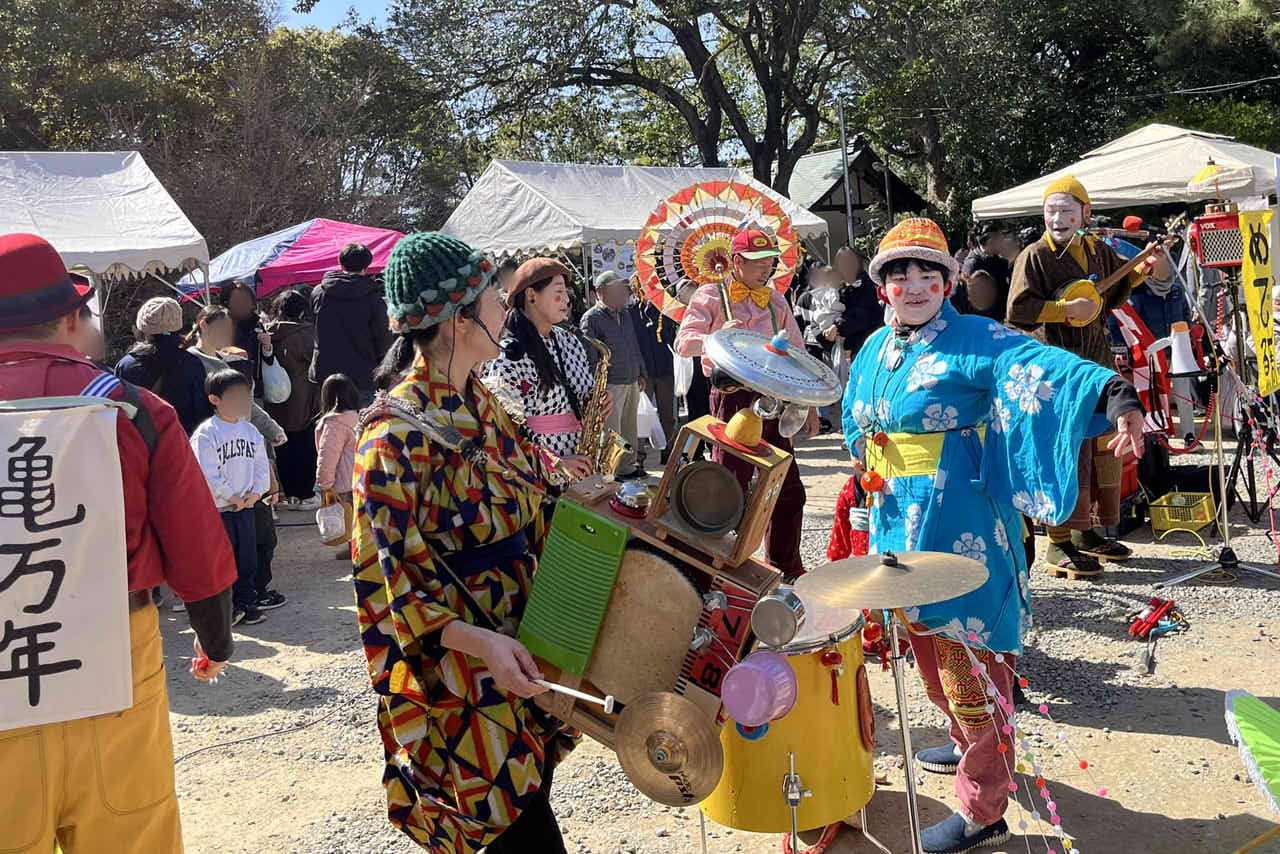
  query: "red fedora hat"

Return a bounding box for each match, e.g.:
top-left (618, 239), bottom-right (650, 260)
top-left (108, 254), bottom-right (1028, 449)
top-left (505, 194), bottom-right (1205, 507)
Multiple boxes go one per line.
top-left (0, 233), bottom-right (94, 331)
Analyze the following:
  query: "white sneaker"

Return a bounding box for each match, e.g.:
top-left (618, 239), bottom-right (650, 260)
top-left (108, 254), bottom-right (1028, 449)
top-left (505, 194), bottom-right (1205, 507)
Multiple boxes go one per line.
top-left (296, 495), bottom-right (322, 511)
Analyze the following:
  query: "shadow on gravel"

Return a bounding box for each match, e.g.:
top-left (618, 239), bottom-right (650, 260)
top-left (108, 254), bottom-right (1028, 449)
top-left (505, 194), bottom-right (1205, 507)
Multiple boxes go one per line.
top-left (817, 786), bottom-right (953, 854)
top-left (1024, 778), bottom-right (1278, 852)
top-left (165, 660), bottom-right (342, 718)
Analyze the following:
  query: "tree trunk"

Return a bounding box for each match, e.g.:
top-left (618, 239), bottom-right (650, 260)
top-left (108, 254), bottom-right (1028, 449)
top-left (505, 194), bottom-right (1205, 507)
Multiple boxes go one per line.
top-left (918, 115), bottom-right (951, 211)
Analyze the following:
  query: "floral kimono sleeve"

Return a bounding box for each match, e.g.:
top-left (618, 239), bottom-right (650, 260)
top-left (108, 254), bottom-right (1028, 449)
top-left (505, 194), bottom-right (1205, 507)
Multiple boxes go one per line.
top-left (975, 321), bottom-right (1115, 525)
top-left (353, 421), bottom-right (472, 708)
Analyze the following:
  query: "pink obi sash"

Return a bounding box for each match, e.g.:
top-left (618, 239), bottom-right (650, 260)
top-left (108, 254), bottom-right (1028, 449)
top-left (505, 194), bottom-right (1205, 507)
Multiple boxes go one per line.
top-left (526, 411), bottom-right (582, 435)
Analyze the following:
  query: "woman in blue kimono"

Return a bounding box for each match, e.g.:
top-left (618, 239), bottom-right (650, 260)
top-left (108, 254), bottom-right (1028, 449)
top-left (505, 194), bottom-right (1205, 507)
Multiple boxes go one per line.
top-left (842, 218), bottom-right (1143, 853)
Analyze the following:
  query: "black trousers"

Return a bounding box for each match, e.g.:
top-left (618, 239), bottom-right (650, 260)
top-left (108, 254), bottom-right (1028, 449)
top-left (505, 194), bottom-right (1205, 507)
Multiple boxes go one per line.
top-left (254, 501), bottom-right (278, 595)
top-left (483, 760), bottom-right (566, 853)
top-left (275, 428), bottom-right (317, 499)
top-left (221, 508), bottom-right (258, 610)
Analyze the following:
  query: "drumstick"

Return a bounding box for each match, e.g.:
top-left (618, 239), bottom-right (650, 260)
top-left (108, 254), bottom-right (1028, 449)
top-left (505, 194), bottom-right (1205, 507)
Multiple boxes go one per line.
top-left (533, 679), bottom-right (617, 714)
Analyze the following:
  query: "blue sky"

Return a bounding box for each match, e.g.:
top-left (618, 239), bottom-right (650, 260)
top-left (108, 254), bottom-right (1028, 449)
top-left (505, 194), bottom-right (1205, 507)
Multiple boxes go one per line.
top-left (281, 0), bottom-right (390, 29)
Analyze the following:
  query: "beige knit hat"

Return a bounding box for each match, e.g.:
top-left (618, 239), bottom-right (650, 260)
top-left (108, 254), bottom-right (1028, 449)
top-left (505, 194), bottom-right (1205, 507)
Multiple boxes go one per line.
top-left (136, 296), bottom-right (184, 335)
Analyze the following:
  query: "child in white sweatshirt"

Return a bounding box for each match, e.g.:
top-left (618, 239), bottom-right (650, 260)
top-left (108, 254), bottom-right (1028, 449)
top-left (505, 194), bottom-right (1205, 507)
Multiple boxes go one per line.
top-left (191, 369), bottom-right (270, 625)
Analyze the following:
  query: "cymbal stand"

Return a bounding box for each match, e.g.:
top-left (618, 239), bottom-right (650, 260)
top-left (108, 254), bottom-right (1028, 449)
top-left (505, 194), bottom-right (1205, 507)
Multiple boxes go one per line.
top-left (887, 612), bottom-right (925, 854)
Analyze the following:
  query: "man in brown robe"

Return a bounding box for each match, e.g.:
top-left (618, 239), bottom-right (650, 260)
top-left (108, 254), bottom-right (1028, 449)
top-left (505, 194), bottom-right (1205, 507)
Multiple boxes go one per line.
top-left (1007, 174), bottom-right (1162, 577)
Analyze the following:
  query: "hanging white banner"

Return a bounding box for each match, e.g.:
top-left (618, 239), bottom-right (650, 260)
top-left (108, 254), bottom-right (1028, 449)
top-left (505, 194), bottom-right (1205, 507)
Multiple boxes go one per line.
top-left (0, 403), bottom-right (131, 729)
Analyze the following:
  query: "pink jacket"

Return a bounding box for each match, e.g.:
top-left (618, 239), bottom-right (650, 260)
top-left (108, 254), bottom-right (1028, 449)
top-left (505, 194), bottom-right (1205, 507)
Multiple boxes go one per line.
top-left (315, 409), bottom-right (358, 493)
top-left (673, 280), bottom-right (804, 376)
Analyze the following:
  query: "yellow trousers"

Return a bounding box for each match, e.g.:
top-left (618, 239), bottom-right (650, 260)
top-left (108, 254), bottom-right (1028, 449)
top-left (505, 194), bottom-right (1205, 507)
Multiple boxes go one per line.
top-left (0, 604), bottom-right (183, 853)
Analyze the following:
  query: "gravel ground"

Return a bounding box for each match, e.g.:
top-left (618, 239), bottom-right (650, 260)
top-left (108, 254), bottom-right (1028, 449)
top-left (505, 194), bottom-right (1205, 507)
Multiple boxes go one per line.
top-left (168, 434), bottom-right (1280, 854)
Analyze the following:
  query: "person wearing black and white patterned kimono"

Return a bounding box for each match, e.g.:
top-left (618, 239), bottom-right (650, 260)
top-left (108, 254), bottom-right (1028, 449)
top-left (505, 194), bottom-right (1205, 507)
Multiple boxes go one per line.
top-left (484, 258), bottom-right (601, 479)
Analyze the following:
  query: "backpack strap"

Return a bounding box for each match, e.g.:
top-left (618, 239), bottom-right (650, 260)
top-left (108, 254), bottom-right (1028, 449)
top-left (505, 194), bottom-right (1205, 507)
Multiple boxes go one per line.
top-left (80, 373), bottom-right (158, 458)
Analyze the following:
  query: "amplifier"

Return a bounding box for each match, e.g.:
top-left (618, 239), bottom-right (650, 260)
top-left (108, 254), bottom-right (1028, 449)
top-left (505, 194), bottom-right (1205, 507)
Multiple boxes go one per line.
top-left (1188, 210), bottom-right (1243, 269)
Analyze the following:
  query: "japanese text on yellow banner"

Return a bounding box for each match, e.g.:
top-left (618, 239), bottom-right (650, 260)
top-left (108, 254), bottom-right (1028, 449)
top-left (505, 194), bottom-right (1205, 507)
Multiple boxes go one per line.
top-left (1240, 209), bottom-right (1280, 396)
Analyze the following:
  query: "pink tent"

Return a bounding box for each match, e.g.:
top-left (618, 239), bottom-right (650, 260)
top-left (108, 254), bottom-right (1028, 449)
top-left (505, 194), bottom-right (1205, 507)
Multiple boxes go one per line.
top-left (179, 218), bottom-right (404, 298)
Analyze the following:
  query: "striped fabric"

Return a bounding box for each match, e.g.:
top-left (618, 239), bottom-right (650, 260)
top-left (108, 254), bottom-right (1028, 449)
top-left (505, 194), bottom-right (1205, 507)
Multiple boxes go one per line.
top-left (80, 372), bottom-right (122, 398)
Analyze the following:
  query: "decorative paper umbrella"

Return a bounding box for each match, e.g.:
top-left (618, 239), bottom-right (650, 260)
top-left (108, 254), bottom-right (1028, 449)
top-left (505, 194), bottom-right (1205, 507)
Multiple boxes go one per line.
top-left (634, 181), bottom-right (801, 321)
top-left (1187, 160), bottom-right (1256, 201)
top-left (1225, 689), bottom-right (1280, 852)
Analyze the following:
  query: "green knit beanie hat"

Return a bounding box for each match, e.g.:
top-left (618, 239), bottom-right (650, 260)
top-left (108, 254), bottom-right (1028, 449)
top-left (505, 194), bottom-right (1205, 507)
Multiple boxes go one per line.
top-left (382, 232), bottom-right (494, 332)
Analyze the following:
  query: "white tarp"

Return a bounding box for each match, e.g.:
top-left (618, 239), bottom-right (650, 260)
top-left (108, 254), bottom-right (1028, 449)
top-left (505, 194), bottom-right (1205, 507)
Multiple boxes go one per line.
top-left (0, 151), bottom-right (208, 281)
top-left (443, 160), bottom-right (829, 255)
top-left (973, 124), bottom-right (1280, 220)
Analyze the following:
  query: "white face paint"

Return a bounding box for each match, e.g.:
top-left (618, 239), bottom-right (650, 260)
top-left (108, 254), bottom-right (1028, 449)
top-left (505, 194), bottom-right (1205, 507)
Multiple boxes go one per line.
top-left (1044, 193), bottom-right (1085, 245)
top-left (884, 261), bottom-right (947, 326)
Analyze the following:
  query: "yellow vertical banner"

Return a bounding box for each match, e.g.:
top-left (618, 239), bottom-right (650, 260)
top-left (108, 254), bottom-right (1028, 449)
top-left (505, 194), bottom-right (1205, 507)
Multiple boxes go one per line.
top-left (1240, 208), bottom-right (1280, 396)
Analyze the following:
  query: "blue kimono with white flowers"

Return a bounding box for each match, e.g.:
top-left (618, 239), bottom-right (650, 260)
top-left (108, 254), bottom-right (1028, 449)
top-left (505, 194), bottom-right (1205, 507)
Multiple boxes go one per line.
top-left (842, 302), bottom-right (1114, 654)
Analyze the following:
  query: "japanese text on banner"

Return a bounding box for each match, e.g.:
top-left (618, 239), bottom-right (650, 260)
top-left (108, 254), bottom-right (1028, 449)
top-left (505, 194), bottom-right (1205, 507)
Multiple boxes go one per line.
top-left (1240, 209), bottom-right (1280, 397)
top-left (0, 404), bottom-right (131, 730)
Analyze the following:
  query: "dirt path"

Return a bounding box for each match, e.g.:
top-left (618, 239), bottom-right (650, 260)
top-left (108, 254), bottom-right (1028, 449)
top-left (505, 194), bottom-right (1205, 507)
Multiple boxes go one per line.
top-left (166, 435), bottom-right (1280, 854)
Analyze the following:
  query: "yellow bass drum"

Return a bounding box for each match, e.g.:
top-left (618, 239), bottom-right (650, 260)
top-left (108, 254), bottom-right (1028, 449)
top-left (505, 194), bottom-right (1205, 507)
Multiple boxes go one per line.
top-left (699, 608), bottom-right (875, 832)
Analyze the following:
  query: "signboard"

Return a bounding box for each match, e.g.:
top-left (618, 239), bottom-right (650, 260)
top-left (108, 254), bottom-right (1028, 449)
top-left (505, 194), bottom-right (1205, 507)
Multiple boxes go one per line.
top-left (589, 241), bottom-right (636, 279)
top-left (1240, 209), bottom-right (1280, 397)
top-left (0, 404), bottom-right (131, 729)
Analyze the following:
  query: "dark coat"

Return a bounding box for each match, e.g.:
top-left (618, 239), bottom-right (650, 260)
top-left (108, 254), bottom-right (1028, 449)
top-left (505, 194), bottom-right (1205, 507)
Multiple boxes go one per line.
top-left (114, 334), bottom-right (213, 435)
top-left (308, 271), bottom-right (393, 391)
top-left (836, 273), bottom-right (883, 358)
top-left (266, 319), bottom-right (319, 432)
top-left (637, 304), bottom-right (675, 379)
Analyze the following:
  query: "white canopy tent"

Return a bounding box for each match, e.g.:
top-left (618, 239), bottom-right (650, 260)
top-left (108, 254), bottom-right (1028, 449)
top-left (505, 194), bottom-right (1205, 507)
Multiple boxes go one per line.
top-left (0, 151), bottom-right (209, 306)
top-left (972, 124), bottom-right (1280, 220)
top-left (443, 160), bottom-right (829, 257)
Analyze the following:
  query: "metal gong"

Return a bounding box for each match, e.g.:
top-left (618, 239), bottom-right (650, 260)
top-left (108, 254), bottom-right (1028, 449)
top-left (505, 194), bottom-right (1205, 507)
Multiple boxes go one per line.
top-left (671, 460), bottom-right (744, 536)
top-left (704, 328), bottom-right (842, 407)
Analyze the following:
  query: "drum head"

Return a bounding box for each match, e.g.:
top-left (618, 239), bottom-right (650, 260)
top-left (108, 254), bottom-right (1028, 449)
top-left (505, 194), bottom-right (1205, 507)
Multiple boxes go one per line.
top-left (586, 548), bottom-right (704, 703)
top-left (771, 597), bottom-right (863, 654)
top-left (672, 461), bottom-right (744, 536)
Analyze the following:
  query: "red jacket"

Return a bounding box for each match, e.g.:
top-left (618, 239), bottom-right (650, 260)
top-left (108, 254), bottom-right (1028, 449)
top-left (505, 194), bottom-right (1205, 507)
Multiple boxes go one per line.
top-left (0, 342), bottom-right (236, 601)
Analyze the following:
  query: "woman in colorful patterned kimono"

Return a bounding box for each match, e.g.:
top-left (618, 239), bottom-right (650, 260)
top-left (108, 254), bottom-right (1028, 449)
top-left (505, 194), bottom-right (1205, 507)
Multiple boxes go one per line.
top-left (842, 219), bottom-right (1144, 854)
top-left (352, 233), bottom-right (580, 854)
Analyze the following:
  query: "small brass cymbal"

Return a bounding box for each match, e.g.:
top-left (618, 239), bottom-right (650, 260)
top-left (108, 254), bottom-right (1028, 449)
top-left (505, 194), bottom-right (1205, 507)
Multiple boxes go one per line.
top-left (794, 550), bottom-right (989, 612)
top-left (614, 692), bottom-right (724, 807)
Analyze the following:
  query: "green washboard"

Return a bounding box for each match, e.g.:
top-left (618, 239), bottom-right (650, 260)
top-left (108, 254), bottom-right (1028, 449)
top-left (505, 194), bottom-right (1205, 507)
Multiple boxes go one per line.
top-left (517, 501), bottom-right (629, 675)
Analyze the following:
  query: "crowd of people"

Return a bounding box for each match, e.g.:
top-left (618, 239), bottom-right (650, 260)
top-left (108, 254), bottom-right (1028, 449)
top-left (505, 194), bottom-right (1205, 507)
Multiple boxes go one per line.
top-left (0, 169), bottom-right (1208, 854)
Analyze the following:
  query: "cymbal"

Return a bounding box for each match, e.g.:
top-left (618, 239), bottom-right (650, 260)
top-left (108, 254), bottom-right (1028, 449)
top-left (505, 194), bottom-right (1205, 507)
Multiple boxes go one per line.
top-left (795, 550), bottom-right (989, 611)
top-left (615, 692), bottom-right (724, 806)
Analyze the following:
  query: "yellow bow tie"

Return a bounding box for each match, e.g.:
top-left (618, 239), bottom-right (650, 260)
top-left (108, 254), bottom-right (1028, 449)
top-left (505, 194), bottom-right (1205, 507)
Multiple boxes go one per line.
top-left (728, 281), bottom-right (772, 309)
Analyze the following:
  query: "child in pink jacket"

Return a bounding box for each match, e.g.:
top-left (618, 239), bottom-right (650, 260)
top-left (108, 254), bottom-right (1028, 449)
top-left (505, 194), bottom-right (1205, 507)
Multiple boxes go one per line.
top-left (315, 373), bottom-right (359, 557)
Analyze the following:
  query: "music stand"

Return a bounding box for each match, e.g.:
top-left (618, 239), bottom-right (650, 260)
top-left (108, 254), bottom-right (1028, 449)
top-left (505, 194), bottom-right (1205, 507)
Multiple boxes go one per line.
top-left (1156, 274), bottom-right (1280, 588)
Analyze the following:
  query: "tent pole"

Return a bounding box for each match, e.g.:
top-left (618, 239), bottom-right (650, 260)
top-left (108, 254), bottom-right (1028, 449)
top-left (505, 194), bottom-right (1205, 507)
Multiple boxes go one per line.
top-left (837, 100), bottom-right (856, 251)
top-left (148, 270), bottom-right (194, 302)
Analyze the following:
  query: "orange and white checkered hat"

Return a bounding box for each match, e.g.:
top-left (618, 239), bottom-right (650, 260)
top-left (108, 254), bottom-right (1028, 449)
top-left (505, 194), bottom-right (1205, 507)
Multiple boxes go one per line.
top-left (867, 217), bottom-right (959, 286)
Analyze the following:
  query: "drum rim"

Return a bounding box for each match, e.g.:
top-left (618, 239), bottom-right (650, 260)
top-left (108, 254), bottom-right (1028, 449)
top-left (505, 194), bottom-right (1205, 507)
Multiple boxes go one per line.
top-left (763, 612), bottom-right (865, 654)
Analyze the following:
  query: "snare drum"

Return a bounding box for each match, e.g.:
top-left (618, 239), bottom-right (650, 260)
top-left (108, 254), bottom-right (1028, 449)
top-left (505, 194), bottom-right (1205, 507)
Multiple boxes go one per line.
top-left (700, 603), bottom-right (875, 832)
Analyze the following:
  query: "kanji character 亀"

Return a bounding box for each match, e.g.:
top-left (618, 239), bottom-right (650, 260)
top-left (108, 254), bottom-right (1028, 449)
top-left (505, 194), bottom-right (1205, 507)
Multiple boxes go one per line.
top-left (0, 619), bottom-right (82, 707)
top-left (0, 436), bottom-right (85, 533)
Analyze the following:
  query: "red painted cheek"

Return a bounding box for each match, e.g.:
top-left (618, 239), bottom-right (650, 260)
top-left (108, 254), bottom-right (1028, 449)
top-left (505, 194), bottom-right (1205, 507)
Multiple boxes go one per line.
top-left (553, 294), bottom-right (563, 304)
top-left (891, 286), bottom-right (904, 297)
top-left (1069, 217), bottom-right (1077, 225)
top-left (930, 284), bottom-right (940, 293)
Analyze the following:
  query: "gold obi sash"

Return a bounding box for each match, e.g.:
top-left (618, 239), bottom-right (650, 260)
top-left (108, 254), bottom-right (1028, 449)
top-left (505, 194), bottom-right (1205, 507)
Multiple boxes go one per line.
top-left (865, 426), bottom-right (987, 479)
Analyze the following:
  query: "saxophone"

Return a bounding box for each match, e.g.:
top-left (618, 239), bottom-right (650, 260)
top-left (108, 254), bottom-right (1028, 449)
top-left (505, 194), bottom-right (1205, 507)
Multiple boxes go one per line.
top-left (577, 336), bottom-right (633, 477)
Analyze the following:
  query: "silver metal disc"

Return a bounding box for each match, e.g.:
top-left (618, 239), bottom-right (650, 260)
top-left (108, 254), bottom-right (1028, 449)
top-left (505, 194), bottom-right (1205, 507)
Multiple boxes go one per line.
top-left (704, 329), bottom-right (842, 406)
